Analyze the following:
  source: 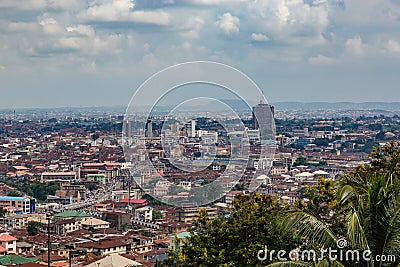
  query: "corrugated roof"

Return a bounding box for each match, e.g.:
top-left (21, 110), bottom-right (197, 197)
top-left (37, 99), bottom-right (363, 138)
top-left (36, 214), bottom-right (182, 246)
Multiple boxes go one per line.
top-left (0, 255), bottom-right (38, 265)
top-left (54, 210), bottom-right (91, 218)
top-left (0, 233), bottom-right (17, 242)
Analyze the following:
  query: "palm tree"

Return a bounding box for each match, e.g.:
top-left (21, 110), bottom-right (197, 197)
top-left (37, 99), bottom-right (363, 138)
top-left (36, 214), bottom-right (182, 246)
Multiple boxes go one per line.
top-left (269, 143), bottom-right (400, 267)
top-left (338, 171), bottom-right (400, 266)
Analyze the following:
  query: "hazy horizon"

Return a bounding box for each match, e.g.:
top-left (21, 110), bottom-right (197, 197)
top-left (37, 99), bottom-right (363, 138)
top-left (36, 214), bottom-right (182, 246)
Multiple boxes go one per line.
top-left (2, 101), bottom-right (400, 112)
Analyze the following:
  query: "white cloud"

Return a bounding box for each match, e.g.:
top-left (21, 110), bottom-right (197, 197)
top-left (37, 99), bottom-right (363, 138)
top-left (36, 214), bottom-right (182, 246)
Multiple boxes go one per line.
top-left (0, 65), bottom-right (5, 71)
top-left (308, 54), bottom-right (334, 64)
top-left (184, 0), bottom-right (245, 6)
top-left (29, 29), bottom-right (126, 58)
top-left (251, 33), bottom-right (269, 42)
top-left (344, 36), bottom-right (365, 57)
top-left (39, 16), bottom-right (64, 35)
top-left (0, 0), bottom-right (78, 10)
top-left (2, 0), bottom-right (400, 109)
top-left (0, 0), bottom-right (47, 10)
top-left (215, 13), bottom-right (240, 35)
top-left (246, 0), bottom-right (329, 46)
top-left (57, 37), bottom-right (81, 50)
top-left (66, 25), bottom-right (95, 38)
top-left (179, 17), bottom-right (205, 39)
top-left (386, 39), bottom-right (400, 53)
top-left (142, 53), bottom-right (158, 68)
top-left (0, 21), bottom-right (39, 33)
top-left (78, 0), bottom-right (170, 26)
top-left (47, 0), bottom-right (78, 10)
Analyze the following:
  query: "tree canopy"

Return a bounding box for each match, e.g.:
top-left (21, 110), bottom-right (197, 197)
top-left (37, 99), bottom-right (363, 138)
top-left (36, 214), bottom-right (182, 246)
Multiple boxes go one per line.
top-left (164, 194), bottom-right (300, 266)
top-left (162, 141), bottom-right (400, 267)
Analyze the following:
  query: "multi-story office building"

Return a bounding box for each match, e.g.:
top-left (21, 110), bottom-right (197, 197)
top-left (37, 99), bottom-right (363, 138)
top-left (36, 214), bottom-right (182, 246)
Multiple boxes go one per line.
top-left (252, 102), bottom-right (275, 140)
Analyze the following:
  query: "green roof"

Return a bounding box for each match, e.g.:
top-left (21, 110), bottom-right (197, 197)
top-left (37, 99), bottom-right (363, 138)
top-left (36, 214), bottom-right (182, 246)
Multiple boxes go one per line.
top-left (0, 255), bottom-right (38, 265)
top-left (54, 210), bottom-right (92, 218)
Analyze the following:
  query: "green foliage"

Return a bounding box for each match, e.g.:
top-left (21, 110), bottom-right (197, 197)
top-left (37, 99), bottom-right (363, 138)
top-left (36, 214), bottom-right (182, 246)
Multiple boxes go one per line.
top-left (294, 157), bottom-right (308, 166)
top-left (166, 194), bottom-right (300, 266)
top-left (121, 223), bottom-right (129, 231)
top-left (141, 194), bottom-right (169, 206)
top-left (7, 190), bottom-right (22, 197)
top-left (337, 141), bottom-right (400, 264)
top-left (168, 185), bottom-right (187, 195)
top-left (368, 123), bottom-right (383, 131)
top-left (163, 141), bottom-right (400, 267)
top-left (152, 209), bottom-right (163, 220)
top-left (84, 183), bottom-right (99, 191)
top-left (0, 179), bottom-right (60, 201)
top-left (279, 141), bottom-right (400, 266)
top-left (375, 131), bottom-right (386, 140)
top-left (295, 178), bottom-right (346, 237)
top-left (313, 138), bottom-right (329, 147)
top-left (92, 133), bottom-right (100, 141)
top-left (27, 221), bottom-right (41, 236)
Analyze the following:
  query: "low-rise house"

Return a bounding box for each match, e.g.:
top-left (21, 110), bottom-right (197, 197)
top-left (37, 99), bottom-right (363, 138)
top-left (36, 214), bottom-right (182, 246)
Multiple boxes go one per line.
top-left (78, 240), bottom-right (128, 256)
top-left (159, 221), bottom-right (191, 234)
top-left (55, 218), bottom-right (81, 235)
top-left (81, 218), bottom-right (110, 230)
top-left (16, 241), bottom-right (33, 255)
top-left (36, 252), bottom-right (67, 266)
top-left (134, 206), bottom-right (153, 221)
top-left (128, 234), bottom-right (154, 254)
top-left (0, 233), bottom-right (17, 254)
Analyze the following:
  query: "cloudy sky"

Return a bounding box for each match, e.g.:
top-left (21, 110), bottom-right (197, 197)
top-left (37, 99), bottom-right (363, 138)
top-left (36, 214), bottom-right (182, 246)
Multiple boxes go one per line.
top-left (1, 0), bottom-right (400, 109)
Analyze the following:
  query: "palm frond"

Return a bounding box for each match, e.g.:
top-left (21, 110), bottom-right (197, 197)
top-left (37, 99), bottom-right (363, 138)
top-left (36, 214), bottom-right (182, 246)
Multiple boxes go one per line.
top-left (346, 208), bottom-right (370, 251)
top-left (282, 212), bottom-right (337, 249)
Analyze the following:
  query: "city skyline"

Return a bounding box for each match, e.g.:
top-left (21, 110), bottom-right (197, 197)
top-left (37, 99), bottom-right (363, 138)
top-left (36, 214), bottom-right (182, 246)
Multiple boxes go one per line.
top-left (1, 0), bottom-right (400, 108)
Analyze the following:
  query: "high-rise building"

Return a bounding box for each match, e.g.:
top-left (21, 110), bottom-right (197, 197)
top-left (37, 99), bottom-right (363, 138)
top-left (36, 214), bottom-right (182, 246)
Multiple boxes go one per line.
top-left (191, 119), bottom-right (196, 138)
top-left (253, 102), bottom-right (275, 139)
top-left (146, 119), bottom-right (153, 138)
top-left (185, 119), bottom-right (196, 138)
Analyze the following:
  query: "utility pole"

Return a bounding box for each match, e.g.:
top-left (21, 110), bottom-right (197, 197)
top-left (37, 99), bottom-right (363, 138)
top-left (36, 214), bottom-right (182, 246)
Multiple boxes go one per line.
top-left (65, 244), bottom-right (74, 267)
top-left (128, 176), bottom-right (131, 214)
top-left (46, 213), bottom-right (52, 267)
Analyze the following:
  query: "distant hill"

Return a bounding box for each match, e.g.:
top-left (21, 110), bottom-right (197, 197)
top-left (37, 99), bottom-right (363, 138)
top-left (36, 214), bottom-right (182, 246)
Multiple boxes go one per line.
top-left (271, 102), bottom-right (400, 111)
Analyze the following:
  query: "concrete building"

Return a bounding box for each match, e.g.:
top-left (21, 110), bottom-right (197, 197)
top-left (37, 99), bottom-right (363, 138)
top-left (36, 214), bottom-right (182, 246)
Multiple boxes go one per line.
top-left (0, 196), bottom-right (34, 214)
top-left (0, 214), bottom-right (29, 229)
top-left (134, 206), bottom-right (153, 221)
top-left (40, 171), bottom-right (77, 183)
top-left (0, 233), bottom-right (17, 254)
top-left (176, 205), bottom-right (217, 223)
top-left (81, 218), bottom-right (110, 230)
top-left (79, 240), bottom-right (128, 256)
top-left (253, 102), bottom-right (274, 139)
